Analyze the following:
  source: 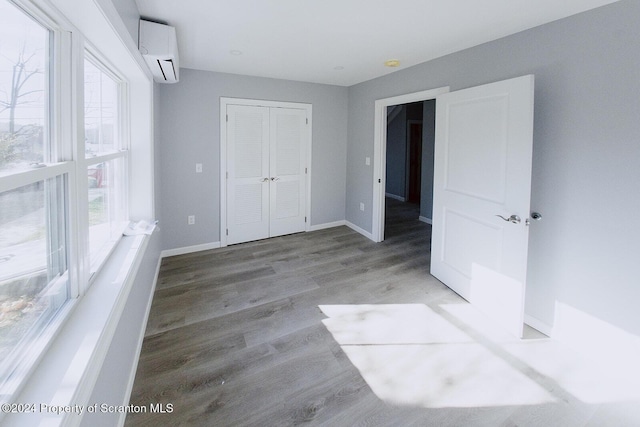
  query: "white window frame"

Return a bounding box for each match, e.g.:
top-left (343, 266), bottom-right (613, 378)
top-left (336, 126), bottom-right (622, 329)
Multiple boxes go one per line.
top-left (82, 49), bottom-right (130, 282)
top-left (0, 0), bottom-right (77, 403)
top-left (0, 0), bottom-right (154, 421)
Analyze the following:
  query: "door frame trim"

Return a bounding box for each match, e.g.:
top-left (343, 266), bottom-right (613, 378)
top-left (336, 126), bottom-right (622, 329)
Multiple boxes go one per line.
top-left (220, 97), bottom-right (312, 247)
top-left (372, 87), bottom-right (449, 242)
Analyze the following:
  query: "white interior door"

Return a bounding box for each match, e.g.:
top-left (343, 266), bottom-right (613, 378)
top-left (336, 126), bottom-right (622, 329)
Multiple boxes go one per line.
top-left (226, 105), bottom-right (270, 245)
top-left (269, 107), bottom-right (307, 237)
top-left (226, 103), bottom-right (308, 245)
top-left (431, 75), bottom-right (535, 338)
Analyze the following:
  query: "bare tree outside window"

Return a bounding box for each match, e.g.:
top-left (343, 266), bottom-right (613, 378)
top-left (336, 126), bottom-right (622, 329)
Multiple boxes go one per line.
top-left (0, 7), bottom-right (47, 172)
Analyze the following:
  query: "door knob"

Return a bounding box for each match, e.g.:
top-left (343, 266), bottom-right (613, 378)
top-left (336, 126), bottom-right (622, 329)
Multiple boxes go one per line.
top-left (496, 214), bottom-right (521, 224)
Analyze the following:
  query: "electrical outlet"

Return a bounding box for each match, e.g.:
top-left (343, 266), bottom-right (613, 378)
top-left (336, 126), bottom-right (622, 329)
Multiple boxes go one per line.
top-left (196, 163), bottom-right (203, 173)
top-left (359, 202), bottom-right (365, 211)
top-left (188, 215), bottom-right (195, 225)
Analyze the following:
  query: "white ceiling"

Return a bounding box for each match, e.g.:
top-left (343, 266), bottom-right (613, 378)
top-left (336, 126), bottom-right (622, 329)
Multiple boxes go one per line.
top-left (134, 0), bottom-right (619, 87)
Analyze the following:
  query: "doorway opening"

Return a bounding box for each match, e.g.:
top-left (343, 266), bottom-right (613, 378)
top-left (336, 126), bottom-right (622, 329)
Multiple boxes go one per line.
top-left (372, 86), bottom-right (449, 243)
top-left (384, 102), bottom-right (428, 240)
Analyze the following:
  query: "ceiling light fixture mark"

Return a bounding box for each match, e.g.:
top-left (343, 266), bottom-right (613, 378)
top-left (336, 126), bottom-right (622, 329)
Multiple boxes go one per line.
top-left (230, 50), bottom-right (243, 56)
top-left (384, 59), bottom-right (400, 67)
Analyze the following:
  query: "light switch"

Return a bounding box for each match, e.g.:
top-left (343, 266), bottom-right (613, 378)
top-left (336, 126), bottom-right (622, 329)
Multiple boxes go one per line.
top-left (196, 163), bottom-right (203, 173)
top-left (365, 157), bottom-right (371, 166)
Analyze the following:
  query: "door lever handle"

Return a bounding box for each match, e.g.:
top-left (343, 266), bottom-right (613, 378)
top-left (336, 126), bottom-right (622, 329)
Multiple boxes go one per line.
top-left (261, 177), bottom-right (269, 182)
top-left (496, 214), bottom-right (521, 224)
top-left (271, 177), bottom-right (280, 181)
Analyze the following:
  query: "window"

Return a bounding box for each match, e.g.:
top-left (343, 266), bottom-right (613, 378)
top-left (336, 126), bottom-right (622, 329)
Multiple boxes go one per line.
top-left (0, 0), bottom-right (132, 405)
top-left (84, 55), bottom-right (128, 272)
top-left (0, 0), bottom-right (70, 397)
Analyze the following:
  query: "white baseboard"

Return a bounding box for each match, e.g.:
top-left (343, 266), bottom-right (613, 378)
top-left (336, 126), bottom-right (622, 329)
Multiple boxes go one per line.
top-left (346, 221), bottom-right (374, 241)
top-left (161, 241), bottom-right (221, 258)
top-left (418, 216), bottom-right (432, 224)
top-left (308, 220), bottom-right (347, 231)
top-left (162, 223), bottom-right (354, 256)
top-left (524, 314), bottom-right (553, 336)
top-left (385, 193), bottom-right (406, 202)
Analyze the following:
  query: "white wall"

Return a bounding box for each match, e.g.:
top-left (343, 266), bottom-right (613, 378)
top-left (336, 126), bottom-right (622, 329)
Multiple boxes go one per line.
top-left (109, 0), bottom-right (140, 45)
top-left (346, 0), bottom-right (640, 341)
top-left (157, 69), bottom-right (349, 251)
top-left (83, 82), bottom-right (162, 426)
top-left (82, 2), bottom-right (162, 426)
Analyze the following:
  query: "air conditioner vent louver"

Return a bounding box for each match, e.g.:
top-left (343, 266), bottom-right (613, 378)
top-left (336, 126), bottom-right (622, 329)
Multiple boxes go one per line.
top-left (139, 20), bottom-right (179, 83)
top-left (157, 59), bottom-right (176, 81)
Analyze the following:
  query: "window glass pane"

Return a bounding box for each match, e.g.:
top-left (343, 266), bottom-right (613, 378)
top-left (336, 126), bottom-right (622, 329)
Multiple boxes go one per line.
top-left (0, 176), bottom-right (69, 391)
top-left (88, 159), bottom-right (126, 269)
top-left (84, 59), bottom-right (119, 158)
top-left (0, 0), bottom-right (49, 175)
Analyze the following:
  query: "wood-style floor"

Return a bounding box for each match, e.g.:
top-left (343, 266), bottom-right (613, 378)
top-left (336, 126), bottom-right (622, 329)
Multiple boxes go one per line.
top-left (126, 199), bottom-right (640, 427)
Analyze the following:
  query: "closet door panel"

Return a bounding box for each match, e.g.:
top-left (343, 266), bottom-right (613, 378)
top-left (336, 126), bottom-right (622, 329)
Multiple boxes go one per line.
top-left (226, 105), bottom-right (270, 244)
top-left (269, 107), bottom-right (307, 237)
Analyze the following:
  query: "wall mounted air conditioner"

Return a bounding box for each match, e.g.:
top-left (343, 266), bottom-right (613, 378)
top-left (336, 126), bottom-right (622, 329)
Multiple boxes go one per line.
top-left (139, 20), bottom-right (179, 83)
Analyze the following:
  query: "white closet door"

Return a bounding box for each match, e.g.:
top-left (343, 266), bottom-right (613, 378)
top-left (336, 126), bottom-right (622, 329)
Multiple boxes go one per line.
top-left (226, 105), bottom-right (270, 245)
top-left (269, 107), bottom-right (307, 237)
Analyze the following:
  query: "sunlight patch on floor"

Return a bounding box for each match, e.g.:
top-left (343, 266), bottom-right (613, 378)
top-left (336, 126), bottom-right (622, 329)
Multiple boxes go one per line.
top-left (442, 302), bottom-right (640, 405)
top-left (340, 343), bottom-right (555, 408)
top-left (319, 304), bottom-right (555, 408)
top-left (319, 304), bottom-right (471, 345)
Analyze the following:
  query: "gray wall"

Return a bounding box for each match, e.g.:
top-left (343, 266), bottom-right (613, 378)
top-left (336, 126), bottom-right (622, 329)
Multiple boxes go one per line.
top-left (158, 69), bottom-right (349, 250)
top-left (385, 106), bottom-right (407, 198)
top-left (346, 0), bottom-right (640, 336)
top-left (419, 100), bottom-right (435, 220)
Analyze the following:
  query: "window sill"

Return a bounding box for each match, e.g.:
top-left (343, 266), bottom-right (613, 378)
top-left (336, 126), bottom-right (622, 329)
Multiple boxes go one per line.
top-left (2, 233), bottom-right (151, 427)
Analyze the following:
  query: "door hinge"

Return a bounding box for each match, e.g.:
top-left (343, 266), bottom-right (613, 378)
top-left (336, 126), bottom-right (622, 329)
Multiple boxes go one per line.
top-left (226, 171), bottom-right (229, 179)
top-left (226, 114), bottom-right (228, 122)
top-left (305, 216), bottom-right (307, 223)
top-left (378, 178), bottom-right (381, 183)
top-left (226, 229), bottom-right (228, 236)
top-left (305, 167), bottom-right (308, 174)
top-left (306, 118), bottom-right (308, 125)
